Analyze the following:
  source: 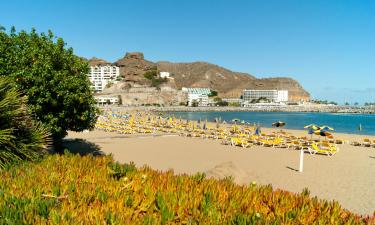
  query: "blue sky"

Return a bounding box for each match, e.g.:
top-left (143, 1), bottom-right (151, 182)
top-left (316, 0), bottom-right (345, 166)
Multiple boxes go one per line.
top-left (1, 0), bottom-right (374, 104)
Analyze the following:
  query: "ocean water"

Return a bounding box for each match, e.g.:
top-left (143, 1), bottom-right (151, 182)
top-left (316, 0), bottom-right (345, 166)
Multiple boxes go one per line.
top-left (169, 111), bottom-right (375, 136)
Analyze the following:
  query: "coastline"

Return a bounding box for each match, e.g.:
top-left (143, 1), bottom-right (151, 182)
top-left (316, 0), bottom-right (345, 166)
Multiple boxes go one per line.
top-left (108, 105), bottom-right (375, 114)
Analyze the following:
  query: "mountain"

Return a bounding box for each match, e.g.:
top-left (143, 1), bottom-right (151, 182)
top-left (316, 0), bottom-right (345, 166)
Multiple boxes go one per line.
top-left (87, 57), bottom-right (111, 66)
top-left (156, 61), bottom-right (309, 101)
top-left (87, 52), bottom-right (310, 101)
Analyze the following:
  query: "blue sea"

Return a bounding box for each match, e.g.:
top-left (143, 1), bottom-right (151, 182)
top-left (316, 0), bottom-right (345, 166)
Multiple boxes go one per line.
top-left (169, 111), bottom-right (375, 136)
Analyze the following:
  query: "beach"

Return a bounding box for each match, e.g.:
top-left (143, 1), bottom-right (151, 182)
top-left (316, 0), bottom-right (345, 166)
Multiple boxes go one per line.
top-left (67, 127), bottom-right (375, 216)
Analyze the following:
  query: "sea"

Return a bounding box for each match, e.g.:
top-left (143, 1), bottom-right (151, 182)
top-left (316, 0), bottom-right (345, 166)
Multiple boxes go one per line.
top-left (169, 111), bottom-right (375, 136)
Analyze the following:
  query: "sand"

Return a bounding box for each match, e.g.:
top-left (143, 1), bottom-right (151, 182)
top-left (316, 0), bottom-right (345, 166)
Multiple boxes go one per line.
top-left (67, 129), bottom-right (375, 215)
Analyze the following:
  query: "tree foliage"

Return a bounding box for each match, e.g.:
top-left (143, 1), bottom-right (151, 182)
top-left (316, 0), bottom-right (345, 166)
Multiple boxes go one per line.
top-left (0, 27), bottom-right (98, 141)
top-left (208, 90), bottom-right (218, 97)
top-left (143, 69), bottom-right (167, 88)
top-left (0, 77), bottom-right (50, 169)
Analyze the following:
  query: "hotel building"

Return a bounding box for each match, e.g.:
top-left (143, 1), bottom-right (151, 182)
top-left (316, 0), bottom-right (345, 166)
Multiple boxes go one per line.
top-left (182, 87), bottom-right (211, 106)
top-left (88, 65), bottom-right (120, 92)
top-left (242, 90), bottom-right (288, 103)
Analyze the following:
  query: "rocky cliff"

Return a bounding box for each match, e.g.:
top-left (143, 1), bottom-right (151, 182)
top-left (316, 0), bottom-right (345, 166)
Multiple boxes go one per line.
top-left (87, 52), bottom-right (310, 101)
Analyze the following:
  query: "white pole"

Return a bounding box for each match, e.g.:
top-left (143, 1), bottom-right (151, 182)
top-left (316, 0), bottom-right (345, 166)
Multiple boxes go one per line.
top-left (299, 149), bottom-right (304, 172)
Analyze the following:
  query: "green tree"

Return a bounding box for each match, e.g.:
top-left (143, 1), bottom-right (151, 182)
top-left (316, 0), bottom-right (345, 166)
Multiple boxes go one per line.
top-left (191, 100), bottom-right (199, 107)
top-left (0, 77), bottom-right (50, 169)
top-left (208, 90), bottom-right (218, 97)
top-left (216, 101), bottom-right (229, 106)
top-left (213, 97), bottom-right (222, 102)
top-left (0, 27), bottom-right (98, 143)
top-left (143, 69), bottom-right (167, 88)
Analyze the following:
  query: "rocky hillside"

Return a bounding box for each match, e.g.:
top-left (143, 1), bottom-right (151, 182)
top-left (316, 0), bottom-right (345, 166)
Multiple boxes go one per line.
top-left (87, 52), bottom-right (310, 101)
top-left (87, 57), bottom-right (111, 66)
top-left (114, 52), bottom-right (155, 86)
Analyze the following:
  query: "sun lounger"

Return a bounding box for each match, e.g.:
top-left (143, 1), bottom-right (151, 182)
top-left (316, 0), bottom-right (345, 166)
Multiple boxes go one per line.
top-left (351, 141), bottom-right (361, 146)
top-left (230, 137), bottom-right (251, 148)
top-left (363, 139), bottom-right (371, 147)
top-left (308, 143), bottom-right (338, 156)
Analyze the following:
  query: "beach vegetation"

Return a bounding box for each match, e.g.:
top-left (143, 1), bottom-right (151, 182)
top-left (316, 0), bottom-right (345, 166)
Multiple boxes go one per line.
top-left (0, 27), bottom-right (98, 142)
top-left (213, 97), bottom-right (229, 106)
top-left (0, 153), bottom-right (372, 224)
top-left (310, 99), bottom-right (338, 105)
top-left (251, 97), bottom-right (270, 103)
top-left (217, 101), bottom-right (229, 106)
top-left (191, 100), bottom-right (199, 107)
top-left (228, 102), bottom-right (241, 107)
top-left (208, 90), bottom-right (218, 97)
top-left (0, 77), bottom-right (50, 169)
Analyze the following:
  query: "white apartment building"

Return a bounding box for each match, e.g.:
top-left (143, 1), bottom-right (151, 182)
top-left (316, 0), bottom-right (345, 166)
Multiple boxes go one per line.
top-left (159, 71), bottom-right (171, 78)
top-left (242, 90), bottom-right (288, 104)
top-left (94, 95), bottom-right (119, 105)
top-left (88, 66), bottom-right (120, 92)
top-left (182, 87), bottom-right (211, 106)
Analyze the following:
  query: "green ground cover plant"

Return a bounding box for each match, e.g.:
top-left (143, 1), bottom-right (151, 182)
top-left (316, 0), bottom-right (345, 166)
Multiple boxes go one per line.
top-left (0, 153), bottom-right (373, 224)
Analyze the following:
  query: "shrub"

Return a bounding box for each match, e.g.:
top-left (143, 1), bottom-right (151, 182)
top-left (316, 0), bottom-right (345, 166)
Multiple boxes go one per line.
top-left (143, 69), bottom-right (167, 88)
top-left (0, 27), bottom-right (98, 142)
top-left (0, 77), bottom-right (50, 169)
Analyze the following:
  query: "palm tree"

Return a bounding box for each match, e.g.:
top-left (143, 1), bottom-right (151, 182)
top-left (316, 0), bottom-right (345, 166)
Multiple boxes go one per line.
top-left (0, 77), bottom-right (51, 169)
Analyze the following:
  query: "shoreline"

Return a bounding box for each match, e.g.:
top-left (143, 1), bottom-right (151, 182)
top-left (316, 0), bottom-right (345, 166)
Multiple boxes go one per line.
top-left (102, 106), bottom-right (375, 136)
top-left (107, 105), bottom-right (375, 114)
top-left (67, 108), bottom-right (375, 215)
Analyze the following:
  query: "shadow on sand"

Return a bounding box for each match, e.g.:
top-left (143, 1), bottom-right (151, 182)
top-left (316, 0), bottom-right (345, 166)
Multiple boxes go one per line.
top-left (61, 138), bottom-right (105, 156)
top-left (286, 166), bottom-right (299, 172)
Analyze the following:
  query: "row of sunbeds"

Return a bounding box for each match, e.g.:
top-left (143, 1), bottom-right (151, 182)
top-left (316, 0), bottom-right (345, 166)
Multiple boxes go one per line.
top-left (95, 111), bottom-right (341, 156)
top-left (351, 138), bottom-right (375, 148)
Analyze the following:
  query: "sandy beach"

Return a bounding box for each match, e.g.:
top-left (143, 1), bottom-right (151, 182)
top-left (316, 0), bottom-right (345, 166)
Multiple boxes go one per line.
top-left (67, 128), bottom-right (375, 216)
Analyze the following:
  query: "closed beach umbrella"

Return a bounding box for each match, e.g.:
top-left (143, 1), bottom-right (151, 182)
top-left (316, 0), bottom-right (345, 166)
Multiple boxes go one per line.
top-left (255, 126), bottom-right (261, 136)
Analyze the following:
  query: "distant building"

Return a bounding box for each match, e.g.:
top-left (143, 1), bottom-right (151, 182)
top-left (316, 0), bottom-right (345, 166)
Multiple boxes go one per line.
top-left (159, 71), bottom-right (171, 78)
top-left (88, 65), bottom-right (120, 92)
top-left (222, 98), bottom-right (243, 104)
top-left (242, 90), bottom-right (288, 105)
top-left (94, 95), bottom-right (120, 105)
top-left (182, 87), bottom-right (211, 106)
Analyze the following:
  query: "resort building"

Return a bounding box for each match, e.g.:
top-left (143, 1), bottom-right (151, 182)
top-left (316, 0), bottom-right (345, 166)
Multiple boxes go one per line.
top-left (242, 90), bottom-right (288, 104)
top-left (88, 65), bottom-right (120, 92)
top-left (159, 72), bottom-right (171, 79)
top-left (182, 87), bottom-right (211, 106)
top-left (222, 98), bottom-right (243, 104)
top-left (94, 95), bottom-right (120, 105)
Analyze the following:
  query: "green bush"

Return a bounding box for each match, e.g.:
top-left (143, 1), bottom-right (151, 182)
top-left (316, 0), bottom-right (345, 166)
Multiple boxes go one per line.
top-left (0, 27), bottom-right (98, 141)
top-left (0, 77), bottom-right (50, 169)
top-left (143, 69), bottom-right (167, 88)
